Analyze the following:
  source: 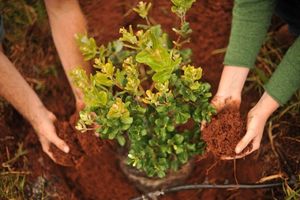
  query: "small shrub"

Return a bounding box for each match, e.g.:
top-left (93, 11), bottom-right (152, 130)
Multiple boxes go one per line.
top-left (71, 0), bottom-right (215, 178)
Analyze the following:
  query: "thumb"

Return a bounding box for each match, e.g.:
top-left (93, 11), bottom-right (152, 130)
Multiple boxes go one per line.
top-left (47, 111), bottom-right (57, 122)
top-left (211, 95), bottom-right (225, 112)
top-left (235, 129), bottom-right (255, 154)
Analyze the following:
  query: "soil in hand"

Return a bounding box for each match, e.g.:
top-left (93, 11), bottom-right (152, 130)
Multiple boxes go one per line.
top-left (202, 105), bottom-right (253, 158)
top-left (50, 121), bottom-right (84, 167)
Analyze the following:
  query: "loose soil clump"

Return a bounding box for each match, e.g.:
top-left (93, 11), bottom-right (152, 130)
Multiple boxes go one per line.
top-left (50, 121), bottom-right (84, 167)
top-left (202, 105), bottom-right (253, 157)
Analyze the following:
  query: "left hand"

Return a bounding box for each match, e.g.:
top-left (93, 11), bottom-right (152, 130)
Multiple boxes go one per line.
top-left (222, 92), bottom-right (280, 160)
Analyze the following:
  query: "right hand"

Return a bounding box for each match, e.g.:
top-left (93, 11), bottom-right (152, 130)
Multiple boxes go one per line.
top-left (32, 108), bottom-right (69, 162)
top-left (73, 87), bottom-right (85, 111)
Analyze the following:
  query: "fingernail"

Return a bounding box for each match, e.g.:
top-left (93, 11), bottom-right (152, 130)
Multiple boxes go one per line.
top-left (64, 146), bottom-right (70, 153)
top-left (235, 147), bottom-right (241, 154)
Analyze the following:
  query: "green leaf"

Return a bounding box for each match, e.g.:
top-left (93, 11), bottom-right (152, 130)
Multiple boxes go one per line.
top-left (121, 116), bottom-right (133, 124)
top-left (75, 34), bottom-right (98, 61)
top-left (107, 98), bottom-right (131, 119)
top-left (157, 171), bottom-right (166, 178)
top-left (180, 48), bottom-right (192, 63)
top-left (171, 0), bottom-right (196, 15)
top-left (181, 65), bottom-right (202, 82)
top-left (133, 1), bottom-right (152, 19)
top-left (178, 151), bottom-right (188, 163)
top-left (170, 160), bottom-right (179, 171)
top-left (108, 128), bottom-right (119, 139)
top-left (115, 69), bottom-right (126, 86)
top-left (110, 40), bottom-right (123, 53)
top-left (121, 124), bottom-right (131, 131)
top-left (98, 91), bottom-right (108, 105)
top-left (93, 72), bottom-right (113, 87)
top-left (174, 134), bottom-right (184, 144)
top-left (174, 145), bottom-right (184, 154)
top-left (117, 135), bottom-right (126, 146)
top-left (175, 111), bottom-right (190, 124)
top-left (152, 70), bottom-right (173, 83)
top-left (84, 89), bottom-right (107, 107)
top-left (167, 125), bottom-right (175, 132)
top-left (135, 26), bottom-right (181, 82)
top-left (136, 47), bottom-right (168, 71)
top-left (119, 26), bottom-right (138, 45)
top-left (70, 68), bottom-right (89, 91)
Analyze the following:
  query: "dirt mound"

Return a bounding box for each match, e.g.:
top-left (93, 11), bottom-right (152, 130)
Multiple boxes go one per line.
top-left (202, 106), bottom-right (253, 157)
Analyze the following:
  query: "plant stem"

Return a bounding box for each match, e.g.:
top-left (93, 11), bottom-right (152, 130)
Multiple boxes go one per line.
top-left (123, 44), bottom-right (139, 50)
top-left (145, 16), bottom-right (151, 26)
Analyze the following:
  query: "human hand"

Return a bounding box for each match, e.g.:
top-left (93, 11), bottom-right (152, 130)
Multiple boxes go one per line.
top-left (222, 92), bottom-right (279, 159)
top-left (211, 66), bottom-right (249, 112)
top-left (32, 108), bottom-right (70, 162)
top-left (201, 66), bottom-right (248, 130)
top-left (73, 87), bottom-right (85, 111)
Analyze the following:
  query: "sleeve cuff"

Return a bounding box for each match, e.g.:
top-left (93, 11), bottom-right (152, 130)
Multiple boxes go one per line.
top-left (263, 38), bottom-right (300, 105)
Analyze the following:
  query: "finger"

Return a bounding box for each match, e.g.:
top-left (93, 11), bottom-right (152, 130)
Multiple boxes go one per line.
top-left (221, 155), bottom-right (244, 160)
top-left (44, 149), bottom-right (56, 161)
top-left (48, 134), bottom-right (70, 153)
top-left (211, 96), bottom-right (225, 112)
top-left (221, 149), bottom-right (253, 160)
top-left (225, 129), bottom-right (262, 160)
top-left (47, 111), bottom-right (57, 122)
top-left (43, 125), bottom-right (70, 154)
top-left (40, 140), bottom-right (56, 161)
top-left (53, 140), bottom-right (70, 154)
top-left (252, 133), bottom-right (262, 151)
top-left (235, 129), bottom-right (256, 154)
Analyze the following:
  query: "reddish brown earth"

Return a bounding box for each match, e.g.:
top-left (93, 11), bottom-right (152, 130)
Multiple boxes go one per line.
top-left (1, 0), bottom-right (299, 200)
top-left (50, 121), bottom-right (84, 167)
top-left (202, 106), bottom-right (253, 158)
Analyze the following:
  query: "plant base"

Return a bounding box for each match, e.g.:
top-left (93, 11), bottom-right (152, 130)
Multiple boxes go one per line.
top-left (119, 157), bottom-right (194, 193)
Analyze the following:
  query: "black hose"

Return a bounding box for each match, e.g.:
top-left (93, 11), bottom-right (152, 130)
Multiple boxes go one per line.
top-left (131, 182), bottom-right (283, 200)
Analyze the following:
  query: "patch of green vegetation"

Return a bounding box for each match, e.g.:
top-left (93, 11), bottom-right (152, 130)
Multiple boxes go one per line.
top-left (72, 0), bottom-right (215, 178)
top-left (284, 176), bottom-right (300, 200)
top-left (0, 143), bottom-right (29, 200)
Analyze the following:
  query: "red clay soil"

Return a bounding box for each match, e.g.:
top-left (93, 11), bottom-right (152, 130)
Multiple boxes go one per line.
top-left (202, 106), bottom-right (253, 158)
top-left (2, 0), bottom-right (298, 200)
top-left (50, 121), bottom-right (84, 167)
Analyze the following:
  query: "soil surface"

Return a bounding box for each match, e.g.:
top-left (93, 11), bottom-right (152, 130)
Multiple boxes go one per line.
top-left (1, 0), bottom-right (299, 200)
top-left (202, 106), bottom-right (253, 157)
top-left (50, 121), bottom-right (84, 167)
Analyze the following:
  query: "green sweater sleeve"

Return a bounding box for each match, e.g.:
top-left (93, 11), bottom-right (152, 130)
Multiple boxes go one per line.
top-left (264, 37), bottom-right (300, 105)
top-left (224, 0), bottom-right (276, 68)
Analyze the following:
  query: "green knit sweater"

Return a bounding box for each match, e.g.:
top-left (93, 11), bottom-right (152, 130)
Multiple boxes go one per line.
top-left (224, 0), bottom-right (300, 105)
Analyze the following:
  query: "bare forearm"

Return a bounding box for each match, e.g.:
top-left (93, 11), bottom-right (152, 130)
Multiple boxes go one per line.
top-left (212, 66), bottom-right (250, 111)
top-left (217, 66), bottom-right (249, 97)
top-left (45, 0), bottom-right (90, 76)
top-left (253, 92), bottom-right (279, 119)
top-left (0, 52), bottom-right (47, 125)
top-left (0, 52), bottom-right (70, 158)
